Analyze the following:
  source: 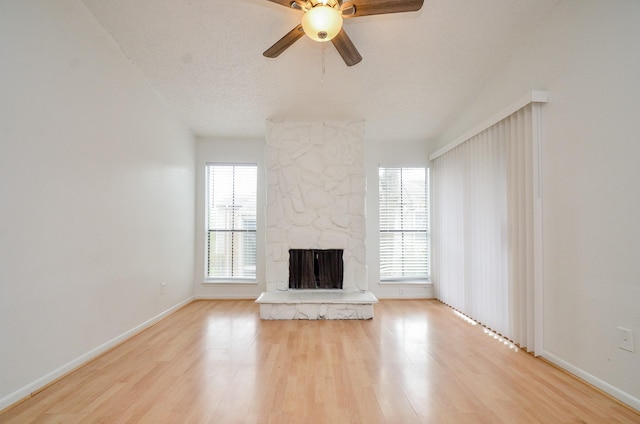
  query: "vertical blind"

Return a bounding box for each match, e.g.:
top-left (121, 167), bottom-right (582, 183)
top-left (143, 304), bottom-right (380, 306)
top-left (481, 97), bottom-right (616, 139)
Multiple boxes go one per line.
top-left (431, 104), bottom-right (540, 353)
top-left (206, 164), bottom-right (257, 279)
top-left (379, 167), bottom-right (430, 281)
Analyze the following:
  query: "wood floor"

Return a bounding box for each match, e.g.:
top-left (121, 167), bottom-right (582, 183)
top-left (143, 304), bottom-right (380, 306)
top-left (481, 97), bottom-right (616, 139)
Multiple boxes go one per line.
top-left (1, 300), bottom-right (638, 424)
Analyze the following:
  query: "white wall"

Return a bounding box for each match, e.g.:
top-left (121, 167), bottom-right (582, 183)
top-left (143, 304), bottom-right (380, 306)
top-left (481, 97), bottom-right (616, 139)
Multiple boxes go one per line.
top-left (432, 0), bottom-right (640, 407)
top-left (194, 137), bottom-right (267, 299)
top-left (0, 1), bottom-right (195, 409)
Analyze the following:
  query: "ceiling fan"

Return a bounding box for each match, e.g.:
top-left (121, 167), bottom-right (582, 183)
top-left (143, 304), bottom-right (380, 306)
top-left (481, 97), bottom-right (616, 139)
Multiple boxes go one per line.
top-left (263, 0), bottom-right (424, 66)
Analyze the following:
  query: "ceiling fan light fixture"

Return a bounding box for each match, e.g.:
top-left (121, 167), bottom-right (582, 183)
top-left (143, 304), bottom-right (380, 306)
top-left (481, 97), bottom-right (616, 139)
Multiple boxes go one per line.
top-left (301, 5), bottom-right (343, 42)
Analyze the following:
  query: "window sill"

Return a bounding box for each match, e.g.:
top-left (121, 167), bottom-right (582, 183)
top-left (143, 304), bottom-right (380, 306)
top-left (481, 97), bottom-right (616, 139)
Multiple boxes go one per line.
top-left (202, 280), bottom-right (257, 285)
top-left (379, 280), bottom-right (431, 285)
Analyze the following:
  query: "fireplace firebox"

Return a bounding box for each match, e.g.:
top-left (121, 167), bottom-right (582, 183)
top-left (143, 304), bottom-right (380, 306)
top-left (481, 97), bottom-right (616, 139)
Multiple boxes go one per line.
top-left (289, 249), bottom-right (343, 290)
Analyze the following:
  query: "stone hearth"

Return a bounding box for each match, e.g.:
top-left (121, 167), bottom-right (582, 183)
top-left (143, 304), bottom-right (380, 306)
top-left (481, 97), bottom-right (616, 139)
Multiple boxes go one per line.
top-left (256, 290), bottom-right (377, 320)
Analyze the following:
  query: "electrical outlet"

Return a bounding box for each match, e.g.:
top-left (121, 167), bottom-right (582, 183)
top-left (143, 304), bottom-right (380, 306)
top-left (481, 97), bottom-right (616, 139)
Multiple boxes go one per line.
top-left (617, 327), bottom-right (634, 352)
top-left (160, 283), bottom-right (166, 295)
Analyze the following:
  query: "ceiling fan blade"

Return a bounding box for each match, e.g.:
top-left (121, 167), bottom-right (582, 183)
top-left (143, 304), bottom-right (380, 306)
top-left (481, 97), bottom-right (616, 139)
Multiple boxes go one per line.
top-left (342, 0), bottom-right (423, 17)
top-left (266, 0), bottom-right (305, 9)
top-left (263, 25), bottom-right (305, 58)
top-left (331, 29), bottom-right (362, 66)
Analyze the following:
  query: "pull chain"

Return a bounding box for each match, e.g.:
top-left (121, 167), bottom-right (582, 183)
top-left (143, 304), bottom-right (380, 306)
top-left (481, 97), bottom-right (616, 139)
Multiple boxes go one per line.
top-left (321, 42), bottom-right (326, 85)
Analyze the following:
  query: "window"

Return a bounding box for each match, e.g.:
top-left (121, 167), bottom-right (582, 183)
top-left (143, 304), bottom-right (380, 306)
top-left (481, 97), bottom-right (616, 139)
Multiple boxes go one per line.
top-left (379, 167), bottom-right (430, 281)
top-left (206, 163), bottom-right (257, 280)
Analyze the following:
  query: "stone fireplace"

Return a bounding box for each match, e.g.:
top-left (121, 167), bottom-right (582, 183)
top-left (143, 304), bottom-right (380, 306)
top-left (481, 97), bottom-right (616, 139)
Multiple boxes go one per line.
top-left (256, 119), bottom-right (377, 319)
top-left (264, 119), bottom-right (367, 292)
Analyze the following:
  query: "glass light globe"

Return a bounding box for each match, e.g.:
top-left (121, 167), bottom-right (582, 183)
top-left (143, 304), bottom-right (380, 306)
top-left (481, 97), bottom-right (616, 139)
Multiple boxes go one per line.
top-left (301, 5), bottom-right (343, 42)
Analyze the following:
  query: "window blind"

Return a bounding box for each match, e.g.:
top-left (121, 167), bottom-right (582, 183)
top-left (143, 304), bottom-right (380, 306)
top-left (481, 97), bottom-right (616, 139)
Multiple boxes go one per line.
top-left (379, 167), bottom-right (430, 281)
top-left (206, 164), bottom-right (257, 279)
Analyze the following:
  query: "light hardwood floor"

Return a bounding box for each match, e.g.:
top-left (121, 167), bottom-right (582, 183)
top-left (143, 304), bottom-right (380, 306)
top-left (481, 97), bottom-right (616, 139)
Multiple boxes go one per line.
top-left (1, 300), bottom-right (638, 423)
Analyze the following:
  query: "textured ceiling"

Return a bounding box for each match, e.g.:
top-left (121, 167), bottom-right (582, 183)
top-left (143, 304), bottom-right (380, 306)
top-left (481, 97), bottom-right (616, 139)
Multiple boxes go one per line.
top-left (82, 0), bottom-right (560, 143)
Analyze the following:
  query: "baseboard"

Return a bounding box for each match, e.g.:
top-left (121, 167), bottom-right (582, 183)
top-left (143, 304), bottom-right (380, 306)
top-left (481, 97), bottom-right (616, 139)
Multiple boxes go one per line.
top-left (374, 283), bottom-right (436, 299)
top-left (195, 282), bottom-right (436, 301)
top-left (195, 294), bottom-right (262, 300)
top-left (542, 350), bottom-right (640, 412)
top-left (0, 296), bottom-right (195, 412)
top-left (195, 292), bottom-right (438, 300)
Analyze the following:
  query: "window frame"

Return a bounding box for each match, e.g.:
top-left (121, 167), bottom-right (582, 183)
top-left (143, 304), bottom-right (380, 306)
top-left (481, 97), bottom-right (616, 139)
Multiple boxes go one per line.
top-left (378, 166), bottom-right (430, 284)
top-left (204, 162), bottom-right (258, 283)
